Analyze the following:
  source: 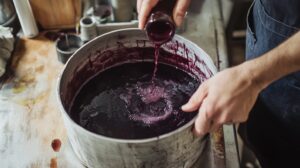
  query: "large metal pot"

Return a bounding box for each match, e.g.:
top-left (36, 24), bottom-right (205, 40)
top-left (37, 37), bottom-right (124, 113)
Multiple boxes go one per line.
top-left (57, 28), bottom-right (217, 168)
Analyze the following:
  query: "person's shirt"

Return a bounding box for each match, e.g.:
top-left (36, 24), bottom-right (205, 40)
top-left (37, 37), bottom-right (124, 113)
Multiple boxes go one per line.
top-left (261, 0), bottom-right (300, 28)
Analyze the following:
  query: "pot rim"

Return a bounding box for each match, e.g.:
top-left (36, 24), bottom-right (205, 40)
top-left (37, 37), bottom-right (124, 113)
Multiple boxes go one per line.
top-left (57, 28), bottom-right (216, 143)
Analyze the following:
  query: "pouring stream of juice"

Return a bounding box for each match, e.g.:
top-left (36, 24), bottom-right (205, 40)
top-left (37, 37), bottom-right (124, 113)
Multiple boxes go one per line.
top-left (146, 16), bottom-right (175, 81)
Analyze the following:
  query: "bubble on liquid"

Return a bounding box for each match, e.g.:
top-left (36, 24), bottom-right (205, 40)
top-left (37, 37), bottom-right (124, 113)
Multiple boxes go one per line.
top-left (118, 80), bottom-right (176, 125)
top-left (137, 82), bottom-right (166, 104)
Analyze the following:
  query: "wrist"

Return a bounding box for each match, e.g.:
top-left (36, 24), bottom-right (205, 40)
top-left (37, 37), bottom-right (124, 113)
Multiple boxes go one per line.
top-left (239, 60), bottom-right (270, 91)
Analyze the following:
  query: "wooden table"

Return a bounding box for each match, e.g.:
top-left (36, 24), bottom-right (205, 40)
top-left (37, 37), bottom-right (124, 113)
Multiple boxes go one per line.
top-left (0, 0), bottom-right (239, 167)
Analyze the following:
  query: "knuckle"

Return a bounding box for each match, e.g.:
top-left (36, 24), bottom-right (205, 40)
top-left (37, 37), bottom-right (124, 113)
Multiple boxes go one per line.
top-left (189, 96), bottom-right (198, 104)
top-left (204, 103), bottom-right (218, 119)
top-left (175, 10), bottom-right (186, 17)
top-left (219, 113), bottom-right (230, 123)
top-left (217, 117), bottom-right (227, 125)
top-left (204, 101), bottom-right (213, 111)
top-left (205, 110), bottom-right (214, 119)
top-left (241, 116), bottom-right (248, 122)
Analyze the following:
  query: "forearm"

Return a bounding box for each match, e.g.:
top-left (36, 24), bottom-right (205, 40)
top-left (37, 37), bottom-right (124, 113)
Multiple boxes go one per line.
top-left (243, 31), bottom-right (300, 89)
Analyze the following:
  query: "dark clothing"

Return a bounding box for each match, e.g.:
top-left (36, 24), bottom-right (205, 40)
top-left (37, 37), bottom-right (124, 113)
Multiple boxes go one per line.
top-left (261, 0), bottom-right (300, 28)
top-left (242, 0), bottom-right (300, 167)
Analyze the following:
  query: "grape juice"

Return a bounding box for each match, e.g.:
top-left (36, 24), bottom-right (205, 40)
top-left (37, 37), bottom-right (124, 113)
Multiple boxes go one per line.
top-left (70, 62), bottom-right (199, 139)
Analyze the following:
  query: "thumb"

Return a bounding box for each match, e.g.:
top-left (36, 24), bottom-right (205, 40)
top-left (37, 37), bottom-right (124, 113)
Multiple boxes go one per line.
top-left (173, 0), bottom-right (191, 27)
top-left (138, 0), bottom-right (159, 29)
top-left (181, 82), bottom-right (208, 112)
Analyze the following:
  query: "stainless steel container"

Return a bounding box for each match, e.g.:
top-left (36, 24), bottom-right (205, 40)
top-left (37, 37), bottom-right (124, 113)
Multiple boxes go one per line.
top-left (57, 29), bottom-right (217, 168)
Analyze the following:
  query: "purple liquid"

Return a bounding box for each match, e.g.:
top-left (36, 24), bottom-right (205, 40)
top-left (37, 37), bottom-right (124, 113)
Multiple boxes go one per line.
top-left (70, 62), bottom-right (199, 139)
top-left (152, 44), bottom-right (160, 80)
top-left (146, 12), bottom-right (175, 80)
top-left (146, 19), bottom-right (175, 45)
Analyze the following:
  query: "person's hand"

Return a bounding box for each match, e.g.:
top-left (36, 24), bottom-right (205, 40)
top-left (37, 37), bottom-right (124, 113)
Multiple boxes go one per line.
top-left (181, 65), bottom-right (263, 137)
top-left (137, 0), bottom-right (191, 29)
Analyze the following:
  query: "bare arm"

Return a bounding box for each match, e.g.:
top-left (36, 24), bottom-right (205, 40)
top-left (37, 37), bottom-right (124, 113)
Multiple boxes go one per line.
top-left (247, 31), bottom-right (300, 89)
top-left (182, 31), bottom-right (300, 137)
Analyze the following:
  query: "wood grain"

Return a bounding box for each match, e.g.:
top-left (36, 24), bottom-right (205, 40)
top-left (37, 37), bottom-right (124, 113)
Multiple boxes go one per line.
top-left (29, 0), bottom-right (82, 29)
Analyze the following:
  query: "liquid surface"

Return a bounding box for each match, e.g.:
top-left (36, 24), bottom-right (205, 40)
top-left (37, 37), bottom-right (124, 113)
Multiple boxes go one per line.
top-left (70, 62), bottom-right (199, 139)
